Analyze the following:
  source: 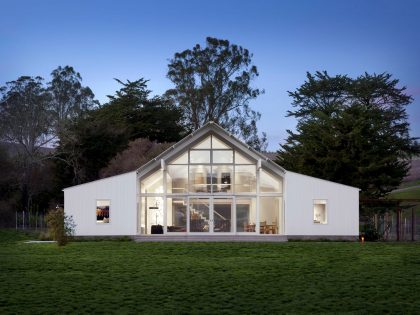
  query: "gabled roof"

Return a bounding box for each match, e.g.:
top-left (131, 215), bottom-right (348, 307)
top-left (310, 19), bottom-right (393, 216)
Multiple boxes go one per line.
top-left (136, 121), bottom-right (286, 177)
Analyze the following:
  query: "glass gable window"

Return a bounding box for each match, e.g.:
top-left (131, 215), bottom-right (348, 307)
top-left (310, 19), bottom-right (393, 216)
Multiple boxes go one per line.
top-left (190, 150), bottom-right (211, 164)
top-left (260, 169), bottom-right (283, 193)
top-left (139, 132), bottom-right (284, 235)
top-left (193, 136), bottom-right (212, 149)
top-left (213, 150), bottom-right (233, 163)
top-left (235, 152), bottom-right (253, 164)
top-left (235, 165), bottom-right (256, 193)
top-left (170, 152), bottom-right (188, 164)
top-left (212, 136), bottom-right (230, 149)
top-left (141, 170), bottom-right (163, 193)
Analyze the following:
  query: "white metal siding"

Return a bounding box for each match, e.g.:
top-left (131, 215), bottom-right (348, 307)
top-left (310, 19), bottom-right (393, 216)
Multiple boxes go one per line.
top-left (285, 171), bottom-right (359, 236)
top-left (64, 172), bottom-right (137, 236)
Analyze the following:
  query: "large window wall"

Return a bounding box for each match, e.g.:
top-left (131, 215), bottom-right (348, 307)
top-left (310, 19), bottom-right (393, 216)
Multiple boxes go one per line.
top-left (139, 134), bottom-right (283, 235)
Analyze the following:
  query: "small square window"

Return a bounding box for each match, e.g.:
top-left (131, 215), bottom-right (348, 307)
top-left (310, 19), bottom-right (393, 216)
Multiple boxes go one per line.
top-left (313, 200), bottom-right (327, 224)
top-left (97, 200), bottom-right (110, 223)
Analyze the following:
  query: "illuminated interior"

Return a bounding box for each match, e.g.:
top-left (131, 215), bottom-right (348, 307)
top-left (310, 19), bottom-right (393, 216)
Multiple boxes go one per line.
top-left (96, 200), bottom-right (110, 223)
top-left (313, 200), bottom-right (327, 224)
top-left (138, 134), bottom-right (284, 235)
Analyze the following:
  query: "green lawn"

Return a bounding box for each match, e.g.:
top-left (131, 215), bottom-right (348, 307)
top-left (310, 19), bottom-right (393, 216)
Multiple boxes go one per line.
top-left (1, 230), bottom-right (420, 314)
top-left (389, 187), bottom-right (420, 199)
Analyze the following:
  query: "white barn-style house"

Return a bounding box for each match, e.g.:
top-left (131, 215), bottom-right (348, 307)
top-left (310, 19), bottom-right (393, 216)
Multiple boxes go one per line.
top-left (64, 122), bottom-right (359, 241)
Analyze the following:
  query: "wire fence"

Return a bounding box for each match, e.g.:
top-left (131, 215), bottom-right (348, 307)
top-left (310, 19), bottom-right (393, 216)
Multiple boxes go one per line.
top-left (14, 211), bottom-right (48, 232)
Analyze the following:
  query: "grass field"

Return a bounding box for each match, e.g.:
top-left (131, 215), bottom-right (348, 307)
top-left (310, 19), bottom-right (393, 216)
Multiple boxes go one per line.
top-left (389, 187), bottom-right (420, 200)
top-left (1, 230), bottom-right (420, 314)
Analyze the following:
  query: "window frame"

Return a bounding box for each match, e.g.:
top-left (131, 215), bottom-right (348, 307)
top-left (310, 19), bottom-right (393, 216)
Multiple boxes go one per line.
top-left (96, 199), bottom-right (111, 224)
top-left (313, 199), bottom-right (328, 225)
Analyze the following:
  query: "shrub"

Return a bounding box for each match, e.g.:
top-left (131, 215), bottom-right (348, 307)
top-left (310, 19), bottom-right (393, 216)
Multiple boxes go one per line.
top-left (361, 222), bottom-right (380, 241)
top-left (45, 208), bottom-right (76, 246)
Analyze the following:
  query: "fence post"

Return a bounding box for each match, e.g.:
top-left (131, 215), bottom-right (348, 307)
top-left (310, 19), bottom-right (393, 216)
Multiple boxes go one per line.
top-left (396, 208), bottom-right (400, 241)
top-left (15, 211), bottom-right (17, 230)
top-left (22, 211), bottom-right (25, 230)
top-left (412, 208), bottom-right (415, 242)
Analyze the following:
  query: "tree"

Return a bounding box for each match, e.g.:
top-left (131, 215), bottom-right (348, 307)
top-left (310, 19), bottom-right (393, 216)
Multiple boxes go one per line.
top-left (54, 78), bottom-right (186, 187)
top-left (99, 138), bottom-right (173, 178)
top-left (103, 78), bottom-right (186, 143)
top-left (48, 65), bottom-right (98, 134)
top-left (0, 76), bottom-right (53, 211)
top-left (166, 37), bottom-right (267, 150)
top-left (277, 71), bottom-right (419, 198)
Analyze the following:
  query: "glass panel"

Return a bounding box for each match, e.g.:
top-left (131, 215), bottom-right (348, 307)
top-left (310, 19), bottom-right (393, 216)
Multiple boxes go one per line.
top-left (213, 198), bottom-right (232, 232)
top-left (96, 200), bottom-right (110, 223)
top-left (259, 197), bottom-right (282, 234)
top-left (192, 136), bottom-right (211, 149)
top-left (260, 169), bottom-right (283, 193)
top-left (313, 200), bottom-right (327, 224)
top-left (235, 151), bottom-right (253, 164)
top-left (141, 196), bottom-right (164, 234)
top-left (140, 170), bottom-right (163, 193)
top-left (235, 165), bottom-right (256, 193)
top-left (212, 165), bottom-right (233, 193)
top-left (212, 136), bottom-right (230, 149)
top-left (189, 165), bottom-right (212, 193)
top-left (190, 150), bottom-right (210, 163)
top-left (213, 150), bottom-right (233, 163)
top-left (236, 198), bottom-right (256, 232)
top-left (189, 198), bottom-right (210, 232)
top-left (169, 152), bottom-right (188, 164)
top-left (167, 198), bottom-right (187, 232)
top-left (167, 165), bottom-right (188, 193)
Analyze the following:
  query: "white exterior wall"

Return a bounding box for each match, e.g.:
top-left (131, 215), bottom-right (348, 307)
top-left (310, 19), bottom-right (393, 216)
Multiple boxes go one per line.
top-left (285, 171), bottom-right (359, 236)
top-left (64, 171), bottom-right (137, 236)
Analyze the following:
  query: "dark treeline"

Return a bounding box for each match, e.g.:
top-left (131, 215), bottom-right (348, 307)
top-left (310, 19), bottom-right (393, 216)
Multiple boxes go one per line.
top-left (1, 38), bottom-right (419, 227)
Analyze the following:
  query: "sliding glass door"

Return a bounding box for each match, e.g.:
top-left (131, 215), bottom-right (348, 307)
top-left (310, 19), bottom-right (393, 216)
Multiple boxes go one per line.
top-left (188, 197), bottom-right (232, 233)
top-left (213, 198), bottom-right (232, 233)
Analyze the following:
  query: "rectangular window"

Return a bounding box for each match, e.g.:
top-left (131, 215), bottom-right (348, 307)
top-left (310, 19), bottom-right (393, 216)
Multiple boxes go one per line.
top-left (259, 197), bottom-right (282, 234)
top-left (189, 165), bottom-right (212, 193)
top-left (212, 165), bottom-right (233, 193)
top-left (141, 197), bottom-right (164, 234)
top-left (96, 200), bottom-right (110, 223)
top-left (167, 165), bottom-right (188, 193)
top-left (313, 200), bottom-right (327, 224)
top-left (236, 198), bottom-right (256, 232)
top-left (190, 150), bottom-right (211, 163)
top-left (213, 150), bottom-right (233, 163)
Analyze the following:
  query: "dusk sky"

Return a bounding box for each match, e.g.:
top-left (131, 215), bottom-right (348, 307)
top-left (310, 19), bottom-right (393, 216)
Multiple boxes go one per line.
top-left (1, 0), bottom-right (419, 151)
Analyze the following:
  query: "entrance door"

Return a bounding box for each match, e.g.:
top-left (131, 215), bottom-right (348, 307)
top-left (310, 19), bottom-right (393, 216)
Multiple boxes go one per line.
top-left (188, 197), bottom-right (232, 233)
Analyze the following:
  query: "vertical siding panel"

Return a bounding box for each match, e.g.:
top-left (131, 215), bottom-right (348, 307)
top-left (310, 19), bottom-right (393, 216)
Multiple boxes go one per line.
top-left (64, 171), bottom-right (137, 236)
